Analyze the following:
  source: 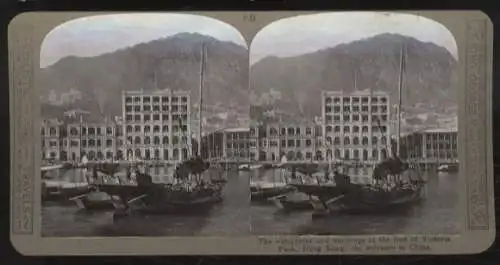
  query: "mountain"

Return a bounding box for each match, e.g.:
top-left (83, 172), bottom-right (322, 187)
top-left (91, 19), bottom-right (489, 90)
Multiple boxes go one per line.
top-left (250, 33), bottom-right (459, 120)
top-left (40, 33), bottom-right (249, 127)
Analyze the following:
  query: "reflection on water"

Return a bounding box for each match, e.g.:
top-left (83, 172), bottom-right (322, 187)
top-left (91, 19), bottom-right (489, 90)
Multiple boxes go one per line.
top-left (42, 167), bottom-right (459, 237)
top-left (249, 170), bottom-right (459, 235)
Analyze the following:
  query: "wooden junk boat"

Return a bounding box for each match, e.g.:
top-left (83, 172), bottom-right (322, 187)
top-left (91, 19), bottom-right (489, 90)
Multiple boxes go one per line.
top-left (94, 156), bottom-right (225, 215)
top-left (307, 44), bottom-right (426, 216)
top-left (90, 44), bottom-right (226, 215)
top-left (311, 158), bottom-right (426, 215)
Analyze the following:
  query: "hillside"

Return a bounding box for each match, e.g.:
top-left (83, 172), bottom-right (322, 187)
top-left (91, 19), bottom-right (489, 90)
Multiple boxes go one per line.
top-left (40, 32), bottom-right (249, 129)
top-left (250, 33), bottom-right (459, 120)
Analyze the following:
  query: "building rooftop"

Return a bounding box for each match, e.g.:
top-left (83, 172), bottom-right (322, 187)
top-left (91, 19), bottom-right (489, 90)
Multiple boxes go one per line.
top-left (423, 128), bottom-right (458, 133)
top-left (122, 89), bottom-right (190, 96)
top-left (223, 127), bottom-right (250, 133)
top-left (322, 89), bottom-right (389, 96)
top-left (401, 127), bottom-right (458, 137)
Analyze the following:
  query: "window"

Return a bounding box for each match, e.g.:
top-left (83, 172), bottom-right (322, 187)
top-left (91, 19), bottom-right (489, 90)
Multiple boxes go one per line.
top-left (134, 125), bottom-right (141, 132)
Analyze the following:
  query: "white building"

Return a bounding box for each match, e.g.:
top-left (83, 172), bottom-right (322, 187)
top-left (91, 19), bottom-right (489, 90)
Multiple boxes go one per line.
top-left (322, 90), bottom-right (392, 162)
top-left (40, 119), bottom-right (64, 160)
top-left (121, 89), bottom-right (192, 162)
top-left (250, 121), bottom-right (323, 162)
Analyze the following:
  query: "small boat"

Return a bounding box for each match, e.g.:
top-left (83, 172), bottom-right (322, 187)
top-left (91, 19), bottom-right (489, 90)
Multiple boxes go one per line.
top-left (69, 166), bottom-right (122, 210)
top-left (41, 179), bottom-right (90, 201)
top-left (70, 189), bottom-right (116, 210)
top-left (41, 164), bottom-right (64, 172)
top-left (437, 164), bottom-right (458, 173)
top-left (41, 163), bottom-right (90, 201)
top-left (273, 192), bottom-right (313, 211)
top-left (250, 182), bottom-right (295, 202)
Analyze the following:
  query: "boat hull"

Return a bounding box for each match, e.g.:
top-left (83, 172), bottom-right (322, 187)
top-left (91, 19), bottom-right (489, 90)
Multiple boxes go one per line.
top-left (274, 198), bottom-right (313, 211)
top-left (42, 185), bottom-right (90, 202)
top-left (71, 191), bottom-right (116, 210)
top-left (289, 183), bottom-right (345, 201)
top-left (316, 185), bottom-right (425, 215)
top-left (250, 186), bottom-right (294, 201)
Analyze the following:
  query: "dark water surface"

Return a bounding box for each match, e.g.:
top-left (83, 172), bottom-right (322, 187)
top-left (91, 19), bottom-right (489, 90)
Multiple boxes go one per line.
top-left (42, 168), bottom-right (459, 237)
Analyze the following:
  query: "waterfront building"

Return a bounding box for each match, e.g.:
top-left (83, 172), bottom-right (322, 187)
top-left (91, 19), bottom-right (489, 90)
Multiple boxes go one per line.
top-left (250, 121), bottom-right (323, 162)
top-left (121, 89), bottom-right (192, 162)
top-left (64, 118), bottom-right (124, 162)
top-left (322, 90), bottom-right (392, 162)
top-left (400, 128), bottom-right (458, 163)
top-left (201, 127), bottom-right (250, 162)
top-left (40, 119), bottom-right (64, 161)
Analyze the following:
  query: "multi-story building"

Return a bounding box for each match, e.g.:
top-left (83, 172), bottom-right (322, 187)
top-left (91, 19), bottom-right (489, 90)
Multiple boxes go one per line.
top-left (121, 89), bottom-right (192, 162)
top-left (41, 119), bottom-right (64, 161)
top-left (250, 121), bottom-right (323, 162)
top-left (223, 128), bottom-right (250, 162)
top-left (64, 118), bottom-right (124, 162)
top-left (322, 90), bottom-right (391, 162)
top-left (201, 127), bottom-right (250, 162)
top-left (41, 114), bottom-right (125, 162)
top-left (400, 128), bottom-right (458, 163)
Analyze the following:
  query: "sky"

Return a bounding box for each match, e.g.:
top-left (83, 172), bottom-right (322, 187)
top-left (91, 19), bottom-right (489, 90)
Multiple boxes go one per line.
top-left (250, 12), bottom-right (458, 64)
top-left (40, 12), bottom-right (458, 68)
top-left (40, 13), bottom-right (248, 68)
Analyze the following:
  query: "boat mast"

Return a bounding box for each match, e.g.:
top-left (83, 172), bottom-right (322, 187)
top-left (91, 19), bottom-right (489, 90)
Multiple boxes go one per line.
top-left (396, 44), bottom-right (406, 158)
top-left (198, 43), bottom-right (206, 157)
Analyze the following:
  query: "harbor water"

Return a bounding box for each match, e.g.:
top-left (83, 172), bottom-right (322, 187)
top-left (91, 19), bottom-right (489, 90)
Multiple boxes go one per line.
top-left (42, 167), bottom-right (459, 237)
